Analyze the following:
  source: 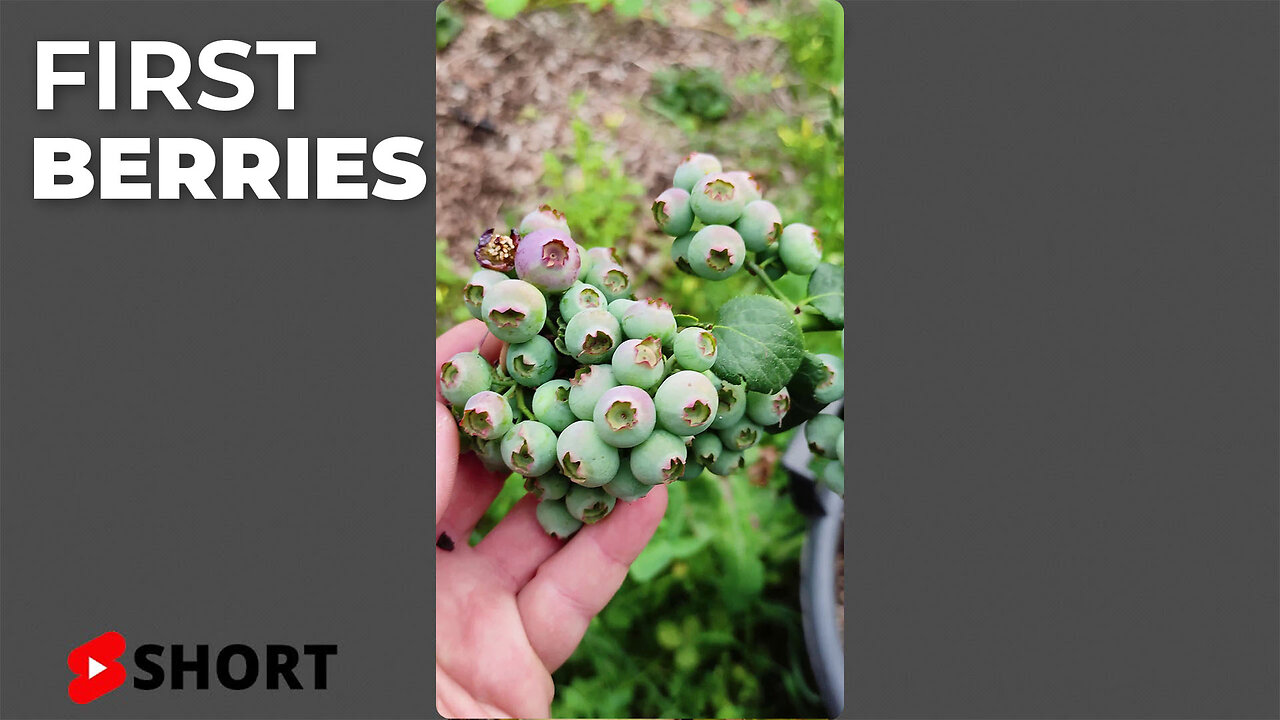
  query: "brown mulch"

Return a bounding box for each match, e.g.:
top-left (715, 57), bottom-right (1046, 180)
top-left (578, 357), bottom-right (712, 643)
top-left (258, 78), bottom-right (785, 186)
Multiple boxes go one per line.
top-left (435, 1), bottom-right (788, 266)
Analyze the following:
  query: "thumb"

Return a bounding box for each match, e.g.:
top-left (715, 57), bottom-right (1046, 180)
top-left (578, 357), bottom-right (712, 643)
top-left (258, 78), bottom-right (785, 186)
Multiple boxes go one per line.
top-left (435, 401), bottom-right (459, 525)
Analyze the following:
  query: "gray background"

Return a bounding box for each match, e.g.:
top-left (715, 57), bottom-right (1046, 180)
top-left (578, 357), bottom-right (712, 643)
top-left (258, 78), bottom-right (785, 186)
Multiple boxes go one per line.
top-left (2, 2), bottom-right (433, 718)
top-left (846, 2), bottom-right (1279, 718)
top-left (4, 1), bottom-right (1280, 719)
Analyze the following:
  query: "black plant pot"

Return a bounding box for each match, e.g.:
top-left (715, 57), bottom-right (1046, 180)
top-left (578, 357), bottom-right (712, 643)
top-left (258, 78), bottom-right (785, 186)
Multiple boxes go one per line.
top-left (784, 404), bottom-right (844, 718)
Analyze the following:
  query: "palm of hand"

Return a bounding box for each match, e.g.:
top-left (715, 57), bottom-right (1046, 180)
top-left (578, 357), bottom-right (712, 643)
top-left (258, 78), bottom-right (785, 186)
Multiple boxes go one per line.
top-left (435, 536), bottom-right (552, 718)
top-left (435, 320), bottom-right (668, 718)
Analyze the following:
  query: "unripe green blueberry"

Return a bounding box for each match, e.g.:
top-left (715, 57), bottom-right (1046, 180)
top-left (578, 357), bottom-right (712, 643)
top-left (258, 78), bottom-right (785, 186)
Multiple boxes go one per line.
top-left (652, 187), bottom-right (694, 236)
top-left (462, 269), bottom-right (509, 320)
top-left (531, 379), bottom-right (576, 433)
top-left (733, 200), bottom-right (783, 252)
top-left (719, 418), bottom-right (762, 451)
top-left (568, 365), bottom-right (618, 420)
top-left (500, 420), bottom-right (558, 477)
top-left (603, 464), bottom-right (652, 501)
top-left (705, 372), bottom-right (747, 430)
top-left (564, 308), bottom-right (622, 365)
top-left (820, 460), bottom-right (844, 495)
top-left (592, 385), bottom-right (656, 448)
top-left (473, 437), bottom-right (507, 473)
top-left (778, 223), bottom-right (823, 275)
top-left (706, 447), bottom-right (744, 476)
top-left (524, 472), bottom-right (571, 501)
top-left (806, 414), bottom-right (843, 459)
top-left (607, 297), bottom-right (636, 323)
top-left (813, 353), bottom-right (844, 404)
top-left (837, 429), bottom-right (844, 465)
top-left (673, 327), bottom-right (717, 371)
top-left (536, 497), bottom-right (583, 539)
top-left (518, 204), bottom-right (570, 236)
top-left (578, 246), bottom-right (619, 281)
top-left (515, 228), bottom-right (582, 292)
top-left (439, 350), bottom-right (494, 407)
top-left (460, 390), bottom-right (514, 440)
top-left (691, 432), bottom-right (724, 466)
top-left (559, 282), bottom-right (606, 321)
top-left (722, 170), bottom-right (762, 204)
top-left (611, 336), bottom-right (666, 391)
top-left (621, 298), bottom-right (677, 347)
top-left (680, 456), bottom-right (706, 481)
top-left (481, 279), bottom-right (547, 343)
top-left (565, 484), bottom-right (617, 524)
top-left (583, 262), bottom-right (633, 302)
top-left (654, 370), bottom-right (718, 436)
top-left (557, 420), bottom-right (620, 487)
top-left (670, 232), bottom-right (695, 274)
top-left (630, 429), bottom-right (688, 485)
top-left (505, 335), bottom-right (557, 387)
top-left (673, 152), bottom-right (722, 192)
top-left (690, 172), bottom-right (747, 225)
top-left (687, 225), bottom-right (746, 280)
top-left (746, 388), bottom-right (791, 427)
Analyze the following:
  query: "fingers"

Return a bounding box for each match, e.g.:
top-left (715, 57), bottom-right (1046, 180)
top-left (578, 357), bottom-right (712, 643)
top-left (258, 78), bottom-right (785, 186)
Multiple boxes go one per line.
top-left (517, 484), bottom-right (669, 672)
top-left (435, 402), bottom-right (459, 525)
top-left (436, 319), bottom-right (508, 538)
top-left (436, 452), bottom-right (510, 541)
top-left (436, 320), bottom-right (503, 404)
top-left (474, 495), bottom-right (564, 590)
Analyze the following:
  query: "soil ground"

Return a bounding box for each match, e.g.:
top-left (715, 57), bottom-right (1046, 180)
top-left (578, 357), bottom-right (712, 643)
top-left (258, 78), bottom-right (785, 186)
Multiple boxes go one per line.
top-left (435, 1), bottom-right (788, 265)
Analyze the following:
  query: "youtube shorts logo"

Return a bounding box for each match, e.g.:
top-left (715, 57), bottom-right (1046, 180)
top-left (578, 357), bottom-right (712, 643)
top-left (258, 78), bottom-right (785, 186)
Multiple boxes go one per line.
top-left (64, 631), bottom-right (337, 704)
top-left (67, 631), bottom-right (127, 704)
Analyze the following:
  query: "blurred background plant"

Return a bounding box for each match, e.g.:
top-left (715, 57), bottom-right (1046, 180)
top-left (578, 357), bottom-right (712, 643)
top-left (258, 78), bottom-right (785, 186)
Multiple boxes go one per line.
top-left (436, 0), bottom-right (843, 716)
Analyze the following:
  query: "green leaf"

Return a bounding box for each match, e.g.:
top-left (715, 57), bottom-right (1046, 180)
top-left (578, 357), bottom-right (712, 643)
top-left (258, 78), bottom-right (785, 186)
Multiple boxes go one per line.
top-left (629, 534), bottom-right (708, 582)
top-left (483, 0), bottom-right (527, 19)
top-left (807, 262), bottom-right (844, 327)
top-left (674, 313), bottom-right (701, 328)
top-left (714, 536), bottom-right (764, 611)
top-left (614, 0), bottom-right (644, 17)
top-left (710, 295), bottom-right (804, 393)
top-left (773, 352), bottom-right (833, 432)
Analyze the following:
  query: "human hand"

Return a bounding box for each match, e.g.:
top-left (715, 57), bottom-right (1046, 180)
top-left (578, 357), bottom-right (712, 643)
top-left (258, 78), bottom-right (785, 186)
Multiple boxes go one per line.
top-left (434, 320), bottom-right (669, 718)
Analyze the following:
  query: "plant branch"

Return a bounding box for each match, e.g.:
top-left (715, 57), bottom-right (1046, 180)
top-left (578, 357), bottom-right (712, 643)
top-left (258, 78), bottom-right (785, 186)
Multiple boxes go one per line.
top-left (744, 260), bottom-right (796, 305)
top-left (515, 386), bottom-right (534, 420)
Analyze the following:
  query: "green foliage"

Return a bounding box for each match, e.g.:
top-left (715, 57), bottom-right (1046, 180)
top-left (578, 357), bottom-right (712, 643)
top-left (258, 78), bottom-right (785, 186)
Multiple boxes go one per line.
top-left (436, 238), bottom-right (473, 329)
top-left (540, 103), bottom-right (645, 252)
top-left (436, 3), bottom-right (465, 51)
top-left (774, 100), bottom-right (844, 253)
top-left (776, 0), bottom-right (844, 87)
top-left (776, 352), bottom-right (830, 431)
top-left (484, 0), bottom-right (529, 19)
top-left (806, 261), bottom-right (844, 326)
top-left (551, 454), bottom-right (822, 718)
top-left (650, 66), bottom-right (733, 124)
top-left (710, 295), bottom-right (805, 394)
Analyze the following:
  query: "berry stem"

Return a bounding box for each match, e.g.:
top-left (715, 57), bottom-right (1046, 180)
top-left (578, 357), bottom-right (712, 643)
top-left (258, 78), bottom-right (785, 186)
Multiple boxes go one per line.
top-left (515, 387), bottom-right (534, 420)
top-left (744, 260), bottom-right (796, 306)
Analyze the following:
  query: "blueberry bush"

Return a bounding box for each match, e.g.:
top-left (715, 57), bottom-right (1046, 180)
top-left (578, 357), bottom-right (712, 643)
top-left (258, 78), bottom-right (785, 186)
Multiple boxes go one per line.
top-left (440, 152), bottom-right (844, 534)
top-left (435, 1), bottom-right (843, 715)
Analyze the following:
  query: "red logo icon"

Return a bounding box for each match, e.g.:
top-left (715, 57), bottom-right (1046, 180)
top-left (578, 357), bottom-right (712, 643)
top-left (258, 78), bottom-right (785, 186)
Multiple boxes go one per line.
top-left (68, 631), bottom-right (127, 704)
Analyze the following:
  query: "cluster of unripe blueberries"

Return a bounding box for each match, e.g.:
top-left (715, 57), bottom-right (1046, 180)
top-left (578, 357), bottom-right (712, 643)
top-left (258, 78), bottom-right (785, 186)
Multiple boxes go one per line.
top-left (439, 153), bottom-right (843, 538)
top-left (657, 152), bottom-right (823, 279)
